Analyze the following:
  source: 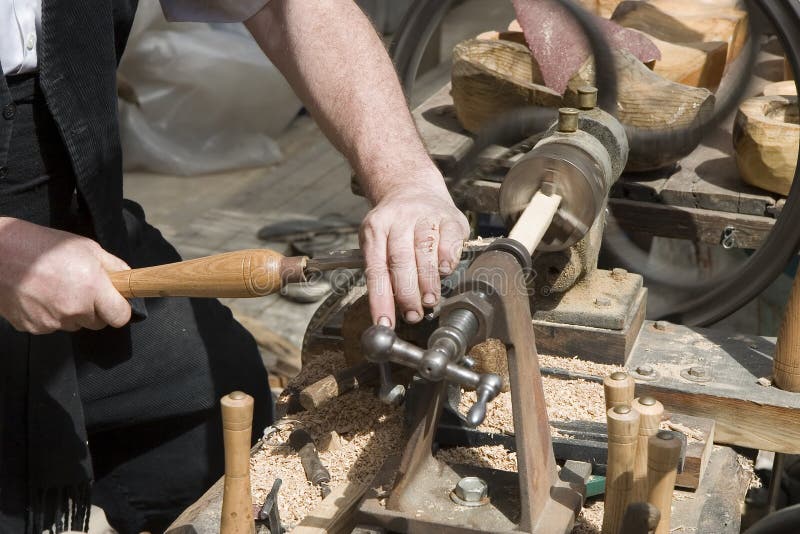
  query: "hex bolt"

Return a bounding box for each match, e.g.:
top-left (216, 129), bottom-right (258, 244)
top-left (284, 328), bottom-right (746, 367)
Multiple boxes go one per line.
top-left (653, 321), bottom-right (667, 331)
top-left (577, 86), bottom-right (598, 110)
top-left (595, 296), bottom-right (612, 307)
top-left (688, 366), bottom-right (708, 378)
top-left (636, 364), bottom-right (655, 377)
top-left (451, 476), bottom-right (489, 507)
top-left (611, 267), bottom-right (628, 280)
top-left (681, 365), bottom-right (712, 383)
top-left (558, 107), bottom-right (580, 133)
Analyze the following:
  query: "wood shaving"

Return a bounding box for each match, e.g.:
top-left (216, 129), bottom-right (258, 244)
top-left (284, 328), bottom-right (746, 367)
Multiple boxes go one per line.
top-left (738, 453), bottom-right (762, 489)
top-left (757, 376), bottom-right (773, 387)
top-left (663, 421), bottom-right (704, 443)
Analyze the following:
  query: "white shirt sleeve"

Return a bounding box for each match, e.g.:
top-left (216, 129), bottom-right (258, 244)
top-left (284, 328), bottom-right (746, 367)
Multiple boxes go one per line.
top-left (159, 0), bottom-right (271, 23)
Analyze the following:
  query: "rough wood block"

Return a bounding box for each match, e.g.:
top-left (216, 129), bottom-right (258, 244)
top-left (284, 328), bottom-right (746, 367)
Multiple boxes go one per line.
top-left (733, 95), bottom-right (799, 196)
top-left (633, 29), bottom-right (727, 89)
top-left (611, 0), bottom-right (749, 65)
top-left (451, 39), bottom-right (561, 133)
top-left (763, 80), bottom-right (797, 97)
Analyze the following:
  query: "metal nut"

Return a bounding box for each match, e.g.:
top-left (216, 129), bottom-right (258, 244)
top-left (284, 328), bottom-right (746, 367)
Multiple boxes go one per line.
top-left (451, 477), bottom-right (489, 507)
top-left (653, 321), bottom-right (668, 331)
top-left (636, 364), bottom-right (654, 377)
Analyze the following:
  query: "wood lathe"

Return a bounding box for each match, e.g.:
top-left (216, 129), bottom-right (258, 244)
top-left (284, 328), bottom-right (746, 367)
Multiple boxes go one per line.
top-left (162, 1), bottom-right (800, 530)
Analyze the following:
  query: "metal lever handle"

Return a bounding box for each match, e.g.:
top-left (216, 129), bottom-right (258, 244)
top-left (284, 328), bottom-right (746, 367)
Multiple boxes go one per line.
top-left (377, 362), bottom-right (405, 405)
top-left (361, 325), bottom-right (502, 426)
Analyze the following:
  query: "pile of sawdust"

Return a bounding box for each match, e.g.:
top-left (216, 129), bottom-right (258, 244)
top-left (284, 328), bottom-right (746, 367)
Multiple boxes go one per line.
top-left (247, 350), bottom-right (683, 533)
top-left (250, 352), bottom-right (403, 528)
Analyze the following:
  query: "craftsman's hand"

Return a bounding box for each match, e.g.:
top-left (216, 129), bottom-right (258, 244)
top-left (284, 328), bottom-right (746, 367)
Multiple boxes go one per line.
top-left (0, 217), bottom-right (132, 334)
top-left (360, 179), bottom-right (469, 327)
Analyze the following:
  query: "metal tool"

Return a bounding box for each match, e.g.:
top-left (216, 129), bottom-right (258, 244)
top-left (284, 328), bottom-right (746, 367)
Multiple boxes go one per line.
top-left (256, 478), bottom-right (283, 534)
top-left (108, 241), bottom-right (491, 299)
top-left (288, 428), bottom-right (331, 499)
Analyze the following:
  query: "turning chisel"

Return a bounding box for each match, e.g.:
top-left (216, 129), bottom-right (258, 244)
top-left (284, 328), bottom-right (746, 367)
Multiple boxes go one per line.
top-left (108, 240), bottom-right (492, 299)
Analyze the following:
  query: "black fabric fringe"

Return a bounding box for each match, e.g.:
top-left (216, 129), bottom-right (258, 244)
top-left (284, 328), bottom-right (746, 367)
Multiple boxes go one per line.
top-left (28, 484), bottom-right (91, 534)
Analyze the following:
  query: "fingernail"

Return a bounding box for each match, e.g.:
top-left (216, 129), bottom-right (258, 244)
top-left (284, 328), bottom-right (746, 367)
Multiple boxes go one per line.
top-left (422, 293), bottom-right (437, 307)
top-left (439, 261), bottom-right (452, 275)
top-left (378, 316), bottom-right (392, 327)
top-left (404, 310), bottom-right (421, 323)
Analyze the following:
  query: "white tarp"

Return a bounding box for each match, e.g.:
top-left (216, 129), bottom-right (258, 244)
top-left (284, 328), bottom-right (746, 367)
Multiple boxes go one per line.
top-left (118, 2), bottom-right (302, 175)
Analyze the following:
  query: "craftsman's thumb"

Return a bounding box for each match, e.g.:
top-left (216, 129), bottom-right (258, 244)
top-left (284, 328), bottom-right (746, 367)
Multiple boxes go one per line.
top-left (95, 248), bottom-right (131, 274)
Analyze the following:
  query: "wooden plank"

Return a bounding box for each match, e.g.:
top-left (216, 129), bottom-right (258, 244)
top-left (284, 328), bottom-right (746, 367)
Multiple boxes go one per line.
top-left (412, 83), bottom-right (474, 172)
top-left (293, 480), bottom-right (370, 534)
top-left (608, 198), bottom-right (776, 249)
top-left (627, 321), bottom-right (800, 454)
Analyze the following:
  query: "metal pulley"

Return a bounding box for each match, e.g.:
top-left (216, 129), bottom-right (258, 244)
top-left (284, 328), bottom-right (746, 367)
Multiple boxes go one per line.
top-left (499, 89), bottom-right (629, 252)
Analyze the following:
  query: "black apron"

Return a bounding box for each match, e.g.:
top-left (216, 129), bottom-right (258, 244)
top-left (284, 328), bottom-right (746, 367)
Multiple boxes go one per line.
top-left (0, 6), bottom-right (273, 534)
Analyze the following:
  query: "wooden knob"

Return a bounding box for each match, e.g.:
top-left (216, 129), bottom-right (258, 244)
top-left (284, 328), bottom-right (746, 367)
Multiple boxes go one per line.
top-left (631, 397), bottom-right (664, 503)
top-left (774, 273), bottom-right (800, 391)
top-left (602, 405), bottom-right (641, 534)
top-left (109, 249), bottom-right (306, 299)
top-left (647, 431), bottom-right (682, 534)
top-left (604, 371), bottom-right (636, 411)
top-left (220, 391), bottom-right (255, 534)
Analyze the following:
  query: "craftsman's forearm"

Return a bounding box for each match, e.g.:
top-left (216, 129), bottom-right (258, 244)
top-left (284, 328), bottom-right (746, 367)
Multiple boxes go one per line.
top-left (245, 0), bottom-right (445, 204)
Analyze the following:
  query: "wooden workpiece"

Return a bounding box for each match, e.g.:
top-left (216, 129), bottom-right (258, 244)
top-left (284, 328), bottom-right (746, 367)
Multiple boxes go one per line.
top-left (773, 263), bottom-right (800, 391)
top-left (635, 31), bottom-right (728, 90)
top-left (631, 397), bottom-right (664, 503)
top-left (450, 39), bottom-right (715, 172)
top-left (602, 405), bottom-right (641, 534)
top-left (733, 94), bottom-right (799, 196)
top-left (611, 0), bottom-right (749, 66)
top-left (220, 391), bottom-right (256, 534)
top-left (603, 372), bottom-right (636, 411)
top-left (647, 431), bottom-right (682, 534)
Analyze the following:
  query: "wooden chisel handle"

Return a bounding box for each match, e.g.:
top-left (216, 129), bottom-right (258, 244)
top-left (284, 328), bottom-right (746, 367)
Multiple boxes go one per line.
top-left (774, 268), bottom-right (800, 391)
top-left (108, 249), bottom-right (307, 298)
top-left (220, 391), bottom-right (256, 534)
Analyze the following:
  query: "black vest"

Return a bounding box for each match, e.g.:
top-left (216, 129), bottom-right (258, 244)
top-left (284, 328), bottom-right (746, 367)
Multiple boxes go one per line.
top-left (0, 0), bottom-right (139, 258)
